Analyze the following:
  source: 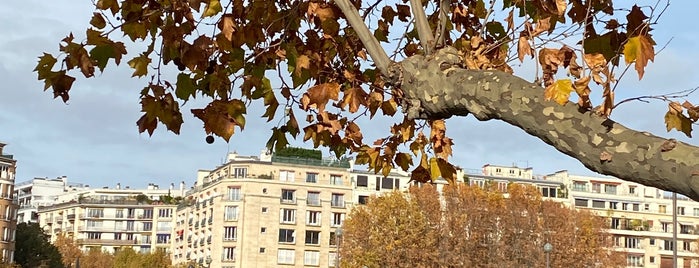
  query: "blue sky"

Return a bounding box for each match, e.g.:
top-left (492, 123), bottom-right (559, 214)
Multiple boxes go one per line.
top-left (0, 0), bottom-right (697, 188)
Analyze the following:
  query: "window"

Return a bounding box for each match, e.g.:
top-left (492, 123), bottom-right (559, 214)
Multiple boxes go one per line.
top-left (307, 192), bottom-right (320, 206)
top-left (632, 203), bottom-right (639, 211)
top-left (115, 209), bottom-right (124, 218)
top-left (261, 227), bottom-right (266, 233)
top-left (681, 224), bottom-right (692, 234)
top-left (591, 183), bottom-right (601, 193)
top-left (331, 194), bottom-right (344, 208)
top-left (694, 208), bottom-right (699, 216)
top-left (664, 240), bottom-right (675, 250)
top-left (87, 232), bottom-right (101, 239)
top-left (233, 167), bottom-right (247, 178)
top-left (142, 209), bottom-right (153, 219)
top-left (574, 199), bottom-right (588, 207)
top-left (143, 222), bottom-right (153, 231)
top-left (277, 249), bottom-right (295, 265)
top-left (622, 203), bottom-right (629, 210)
top-left (306, 173), bottom-right (318, 183)
top-left (158, 208), bottom-right (172, 218)
top-left (329, 252), bottom-right (337, 267)
top-left (662, 222), bottom-right (671, 233)
top-left (356, 175), bottom-right (368, 187)
top-left (329, 232), bottom-right (338, 246)
top-left (604, 184), bottom-right (617, 194)
top-left (280, 209), bottom-right (296, 224)
top-left (627, 255), bottom-right (644, 267)
top-left (650, 238), bottom-right (655, 245)
top-left (227, 187), bottom-right (241, 201)
top-left (650, 256), bottom-right (655, 263)
top-left (381, 177), bottom-right (395, 190)
top-left (684, 241), bottom-right (692, 251)
top-left (262, 207), bottom-right (268, 213)
top-left (540, 187), bottom-right (556, 198)
top-left (305, 230), bottom-right (320, 245)
top-left (678, 206), bottom-right (686, 215)
top-left (358, 195), bottom-right (369, 205)
top-left (224, 206), bottom-right (238, 221)
top-left (332, 213), bottom-right (345, 226)
top-left (223, 247), bottom-right (236, 262)
top-left (610, 202), bottom-right (618, 210)
top-left (592, 200), bottom-right (605, 208)
top-left (659, 205), bottom-right (667, 214)
top-left (87, 208), bottom-right (104, 218)
top-left (629, 186), bottom-right (636, 194)
top-left (625, 237), bottom-right (640, 249)
top-left (304, 251), bottom-right (320, 266)
top-left (224, 227), bottom-right (237, 241)
top-left (644, 204), bottom-right (649, 211)
top-left (281, 189), bottom-right (296, 203)
top-left (330, 175), bottom-right (343, 185)
top-left (259, 248), bottom-right (266, 253)
top-left (307, 211), bottom-right (321, 226)
top-left (611, 218), bottom-right (620, 229)
top-left (156, 234), bottom-right (170, 244)
top-left (279, 229), bottom-right (295, 243)
top-left (572, 181), bottom-right (587, 192)
top-left (279, 170), bottom-right (295, 182)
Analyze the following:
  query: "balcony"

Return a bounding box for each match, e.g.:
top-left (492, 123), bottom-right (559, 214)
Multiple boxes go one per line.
top-left (78, 239), bottom-right (137, 245)
top-left (331, 201), bottom-right (345, 208)
top-left (67, 214), bottom-right (75, 220)
top-left (306, 200), bottom-right (321, 206)
top-left (280, 198), bottom-right (296, 204)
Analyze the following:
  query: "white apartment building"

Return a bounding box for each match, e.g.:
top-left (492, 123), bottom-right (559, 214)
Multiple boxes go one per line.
top-left (0, 143), bottom-right (17, 263)
top-left (37, 183), bottom-right (184, 254)
top-left (14, 176), bottom-right (88, 223)
top-left (546, 170), bottom-right (699, 268)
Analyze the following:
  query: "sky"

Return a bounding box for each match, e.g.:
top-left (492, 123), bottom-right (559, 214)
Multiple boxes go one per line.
top-left (1, 0), bottom-right (698, 189)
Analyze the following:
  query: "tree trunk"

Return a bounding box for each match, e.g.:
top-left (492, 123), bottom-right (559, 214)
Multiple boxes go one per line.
top-left (397, 47), bottom-right (699, 200)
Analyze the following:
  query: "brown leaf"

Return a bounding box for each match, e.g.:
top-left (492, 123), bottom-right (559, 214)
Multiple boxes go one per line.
top-left (191, 99), bottom-right (246, 141)
top-left (574, 76), bottom-right (592, 110)
top-left (517, 36), bottom-right (533, 62)
top-left (339, 86), bottom-right (368, 113)
top-left (301, 82), bottom-right (340, 112)
top-left (217, 14), bottom-right (236, 42)
top-left (664, 103), bottom-right (693, 137)
top-left (623, 35), bottom-right (655, 79)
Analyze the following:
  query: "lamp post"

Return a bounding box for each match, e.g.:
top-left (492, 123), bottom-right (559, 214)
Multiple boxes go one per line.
top-left (335, 226), bottom-right (343, 267)
top-left (543, 242), bottom-right (553, 268)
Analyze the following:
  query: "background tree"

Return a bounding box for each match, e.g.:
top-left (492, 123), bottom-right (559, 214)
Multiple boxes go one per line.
top-left (54, 233), bottom-right (82, 267)
top-left (341, 184), bottom-right (625, 267)
top-left (79, 247), bottom-right (114, 268)
top-left (14, 223), bottom-right (64, 268)
top-left (33, 0), bottom-right (699, 198)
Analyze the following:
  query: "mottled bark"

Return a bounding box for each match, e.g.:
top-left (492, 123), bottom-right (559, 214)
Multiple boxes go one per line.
top-left (397, 47), bottom-right (699, 200)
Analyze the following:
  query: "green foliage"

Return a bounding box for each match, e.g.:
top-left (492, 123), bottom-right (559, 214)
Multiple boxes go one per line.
top-left (134, 194), bottom-right (151, 204)
top-left (15, 223), bottom-right (64, 268)
top-left (274, 147), bottom-right (322, 160)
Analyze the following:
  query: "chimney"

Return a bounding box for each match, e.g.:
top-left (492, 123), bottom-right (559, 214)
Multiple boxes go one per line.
top-left (170, 183), bottom-right (174, 191)
top-left (116, 183), bottom-right (121, 190)
top-left (180, 181), bottom-right (185, 195)
top-left (226, 151), bottom-right (238, 162)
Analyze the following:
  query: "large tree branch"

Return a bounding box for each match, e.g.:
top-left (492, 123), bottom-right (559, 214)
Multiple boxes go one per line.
top-left (409, 0), bottom-right (435, 54)
top-left (334, 0), bottom-right (392, 74)
top-left (398, 47), bottom-right (699, 200)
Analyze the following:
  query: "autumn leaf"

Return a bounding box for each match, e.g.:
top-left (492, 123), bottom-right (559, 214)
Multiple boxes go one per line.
top-left (623, 35), bottom-right (655, 79)
top-left (218, 14), bottom-right (235, 42)
top-left (394, 152), bottom-right (413, 171)
top-left (301, 82), bottom-right (340, 112)
top-left (664, 102), bottom-right (693, 137)
top-left (203, 0), bottom-right (222, 18)
top-left (339, 86), bottom-right (368, 113)
top-left (517, 36), bottom-right (533, 62)
top-left (90, 12), bottom-right (107, 29)
top-left (295, 55), bottom-right (311, 76)
top-left (544, 79), bottom-right (573, 105)
top-left (127, 54), bottom-right (150, 77)
top-left (191, 99), bottom-right (246, 141)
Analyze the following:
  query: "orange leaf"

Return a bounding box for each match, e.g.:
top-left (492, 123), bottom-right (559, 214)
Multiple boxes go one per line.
top-left (339, 86), bottom-right (368, 113)
top-left (301, 82), bottom-right (340, 112)
top-left (517, 36), bottom-right (533, 62)
top-left (623, 35), bottom-right (655, 79)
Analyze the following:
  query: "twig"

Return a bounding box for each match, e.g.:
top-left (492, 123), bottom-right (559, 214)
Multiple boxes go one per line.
top-left (434, 0), bottom-right (450, 48)
top-left (613, 87), bottom-right (699, 109)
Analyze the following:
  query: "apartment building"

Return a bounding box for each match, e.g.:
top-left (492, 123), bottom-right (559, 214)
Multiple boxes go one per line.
top-left (0, 143), bottom-right (17, 263)
top-left (37, 183), bottom-right (183, 254)
top-left (466, 164), bottom-right (567, 201)
top-left (172, 151), bottom-right (355, 267)
top-left (14, 176), bottom-right (88, 223)
top-left (546, 170), bottom-right (699, 268)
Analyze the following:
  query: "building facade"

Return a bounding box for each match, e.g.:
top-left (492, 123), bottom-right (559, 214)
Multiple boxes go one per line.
top-left (14, 176), bottom-right (88, 223)
top-left (547, 170), bottom-right (699, 268)
top-left (0, 143), bottom-right (17, 263)
top-left (37, 184), bottom-right (183, 254)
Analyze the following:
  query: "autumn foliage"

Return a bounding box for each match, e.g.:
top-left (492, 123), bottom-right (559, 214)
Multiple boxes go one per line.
top-left (340, 184), bottom-right (624, 268)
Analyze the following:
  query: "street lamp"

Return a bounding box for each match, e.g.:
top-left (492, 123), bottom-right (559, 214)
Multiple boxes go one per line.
top-left (543, 242), bottom-right (553, 268)
top-left (335, 226), bottom-right (343, 267)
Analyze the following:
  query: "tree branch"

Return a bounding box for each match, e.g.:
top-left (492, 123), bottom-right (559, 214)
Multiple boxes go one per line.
top-left (409, 0), bottom-right (435, 54)
top-left (398, 47), bottom-right (699, 200)
top-left (435, 0), bottom-right (449, 47)
top-left (334, 0), bottom-right (391, 74)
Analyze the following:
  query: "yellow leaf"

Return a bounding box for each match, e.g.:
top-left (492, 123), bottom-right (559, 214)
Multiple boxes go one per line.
top-left (623, 35), bottom-right (655, 79)
top-left (339, 87), bottom-right (368, 113)
top-left (544, 79), bottom-right (573, 105)
top-left (301, 82), bottom-right (340, 112)
top-left (203, 0), bottom-right (222, 18)
top-left (664, 103), bottom-right (693, 137)
top-left (429, 157), bottom-right (441, 180)
top-left (127, 55), bottom-right (150, 77)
